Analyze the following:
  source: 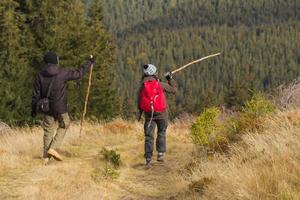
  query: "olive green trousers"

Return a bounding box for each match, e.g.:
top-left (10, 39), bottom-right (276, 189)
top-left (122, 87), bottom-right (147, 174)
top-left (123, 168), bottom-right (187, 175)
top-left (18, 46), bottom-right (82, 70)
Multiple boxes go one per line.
top-left (42, 113), bottom-right (70, 158)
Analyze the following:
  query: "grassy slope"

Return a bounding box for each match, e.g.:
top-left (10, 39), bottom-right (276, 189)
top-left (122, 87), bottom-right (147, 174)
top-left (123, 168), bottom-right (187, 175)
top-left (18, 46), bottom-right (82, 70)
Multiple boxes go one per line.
top-left (0, 111), bottom-right (299, 199)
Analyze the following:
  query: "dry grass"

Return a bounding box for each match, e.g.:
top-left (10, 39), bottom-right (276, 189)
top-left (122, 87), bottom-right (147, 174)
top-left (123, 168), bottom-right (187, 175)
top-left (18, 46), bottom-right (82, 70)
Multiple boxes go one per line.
top-left (0, 110), bottom-right (299, 199)
top-left (0, 119), bottom-right (193, 200)
top-left (182, 110), bottom-right (300, 200)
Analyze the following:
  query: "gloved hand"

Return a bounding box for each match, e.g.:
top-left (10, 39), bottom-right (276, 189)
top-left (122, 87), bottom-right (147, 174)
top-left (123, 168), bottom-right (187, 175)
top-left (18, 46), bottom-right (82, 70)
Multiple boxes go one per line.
top-left (165, 71), bottom-right (173, 81)
top-left (89, 55), bottom-right (96, 64)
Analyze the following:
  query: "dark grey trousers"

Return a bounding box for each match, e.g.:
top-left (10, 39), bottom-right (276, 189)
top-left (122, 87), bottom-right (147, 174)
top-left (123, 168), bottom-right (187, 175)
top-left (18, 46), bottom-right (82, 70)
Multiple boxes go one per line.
top-left (144, 119), bottom-right (168, 159)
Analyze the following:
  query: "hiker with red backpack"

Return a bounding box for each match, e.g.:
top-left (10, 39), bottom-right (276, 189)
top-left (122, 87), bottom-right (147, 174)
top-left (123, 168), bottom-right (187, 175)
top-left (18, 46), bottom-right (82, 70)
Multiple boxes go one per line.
top-left (138, 64), bottom-right (177, 167)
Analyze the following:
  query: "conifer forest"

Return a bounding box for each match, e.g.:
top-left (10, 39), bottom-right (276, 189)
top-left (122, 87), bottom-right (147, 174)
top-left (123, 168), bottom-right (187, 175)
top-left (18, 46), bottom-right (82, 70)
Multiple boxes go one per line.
top-left (0, 0), bottom-right (299, 124)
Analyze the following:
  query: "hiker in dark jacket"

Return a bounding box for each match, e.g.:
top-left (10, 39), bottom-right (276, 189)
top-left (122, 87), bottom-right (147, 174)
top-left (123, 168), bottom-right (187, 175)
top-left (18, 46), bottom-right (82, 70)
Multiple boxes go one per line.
top-left (138, 64), bottom-right (176, 167)
top-left (32, 51), bottom-right (95, 164)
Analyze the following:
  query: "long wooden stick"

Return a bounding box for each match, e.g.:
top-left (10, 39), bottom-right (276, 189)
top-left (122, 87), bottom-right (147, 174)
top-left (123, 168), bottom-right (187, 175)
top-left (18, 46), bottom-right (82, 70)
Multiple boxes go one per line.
top-left (172, 53), bottom-right (221, 74)
top-left (79, 63), bottom-right (94, 137)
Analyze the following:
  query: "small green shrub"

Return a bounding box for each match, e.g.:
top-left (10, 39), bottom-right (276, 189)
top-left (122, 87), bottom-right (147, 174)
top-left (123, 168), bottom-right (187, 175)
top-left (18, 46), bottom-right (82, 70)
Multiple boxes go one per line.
top-left (91, 164), bottom-right (120, 182)
top-left (92, 148), bottom-right (121, 182)
top-left (238, 93), bottom-right (276, 132)
top-left (101, 148), bottom-right (121, 169)
top-left (191, 108), bottom-right (221, 146)
top-left (244, 93), bottom-right (275, 116)
top-left (191, 107), bottom-right (230, 153)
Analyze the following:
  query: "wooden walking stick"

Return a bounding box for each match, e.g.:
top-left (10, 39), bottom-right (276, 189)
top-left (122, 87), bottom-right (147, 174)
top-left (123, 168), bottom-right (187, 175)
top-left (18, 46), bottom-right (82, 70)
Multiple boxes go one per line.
top-left (79, 55), bottom-right (94, 137)
top-left (171, 53), bottom-right (221, 75)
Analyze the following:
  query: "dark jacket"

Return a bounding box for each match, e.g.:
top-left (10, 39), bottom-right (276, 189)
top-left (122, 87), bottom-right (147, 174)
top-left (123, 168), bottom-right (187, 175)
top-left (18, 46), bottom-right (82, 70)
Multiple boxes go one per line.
top-left (138, 76), bottom-right (177, 120)
top-left (32, 61), bottom-right (92, 117)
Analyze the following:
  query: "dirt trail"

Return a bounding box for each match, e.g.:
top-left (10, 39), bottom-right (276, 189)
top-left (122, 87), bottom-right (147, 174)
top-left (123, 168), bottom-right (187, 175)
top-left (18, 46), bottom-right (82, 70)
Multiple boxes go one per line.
top-left (0, 124), bottom-right (194, 200)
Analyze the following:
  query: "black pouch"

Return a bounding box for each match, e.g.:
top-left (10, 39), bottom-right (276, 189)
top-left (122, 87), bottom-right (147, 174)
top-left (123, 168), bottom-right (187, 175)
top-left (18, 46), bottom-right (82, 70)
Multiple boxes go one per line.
top-left (37, 76), bottom-right (56, 114)
top-left (37, 98), bottom-right (50, 113)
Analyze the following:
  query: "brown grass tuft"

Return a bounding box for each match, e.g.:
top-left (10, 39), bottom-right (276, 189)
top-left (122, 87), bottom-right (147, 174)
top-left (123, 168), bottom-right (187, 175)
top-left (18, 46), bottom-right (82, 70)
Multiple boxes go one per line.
top-left (103, 118), bottom-right (143, 134)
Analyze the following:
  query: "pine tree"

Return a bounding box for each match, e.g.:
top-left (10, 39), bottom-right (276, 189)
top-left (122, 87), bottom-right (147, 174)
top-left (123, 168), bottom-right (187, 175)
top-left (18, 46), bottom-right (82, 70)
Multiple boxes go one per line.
top-left (25, 0), bottom-right (94, 119)
top-left (85, 0), bottom-right (120, 119)
top-left (19, 0), bottom-right (119, 120)
top-left (0, 0), bottom-right (31, 125)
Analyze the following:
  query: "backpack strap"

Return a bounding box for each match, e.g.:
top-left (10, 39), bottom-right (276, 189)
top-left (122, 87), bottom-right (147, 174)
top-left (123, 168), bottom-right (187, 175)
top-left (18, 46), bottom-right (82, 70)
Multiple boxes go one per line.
top-left (46, 76), bottom-right (56, 98)
top-left (148, 80), bottom-right (159, 128)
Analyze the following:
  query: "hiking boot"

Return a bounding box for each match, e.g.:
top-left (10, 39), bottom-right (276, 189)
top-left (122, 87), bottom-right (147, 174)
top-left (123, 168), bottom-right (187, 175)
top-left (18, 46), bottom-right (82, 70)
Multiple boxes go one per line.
top-left (47, 148), bottom-right (63, 161)
top-left (146, 158), bottom-right (152, 168)
top-left (157, 152), bottom-right (164, 162)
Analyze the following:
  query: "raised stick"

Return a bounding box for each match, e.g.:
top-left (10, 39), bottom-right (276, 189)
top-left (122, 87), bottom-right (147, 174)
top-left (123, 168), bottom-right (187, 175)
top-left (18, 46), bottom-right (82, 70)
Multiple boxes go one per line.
top-left (172, 53), bottom-right (221, 74)
top-left (79, 63), bottom-right (94, 137)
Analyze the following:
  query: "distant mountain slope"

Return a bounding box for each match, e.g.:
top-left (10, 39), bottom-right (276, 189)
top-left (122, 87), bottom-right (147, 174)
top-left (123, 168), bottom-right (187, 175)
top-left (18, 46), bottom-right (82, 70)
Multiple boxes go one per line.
top-left (99, 0), bottom-right (300, 116)
top-left (102, 0), bottom-right (300, 35)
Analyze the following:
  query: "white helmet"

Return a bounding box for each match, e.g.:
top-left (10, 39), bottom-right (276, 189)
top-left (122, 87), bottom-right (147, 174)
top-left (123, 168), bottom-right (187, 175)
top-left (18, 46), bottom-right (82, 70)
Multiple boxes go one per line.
top-left (143, 64), bottom-right (157, 76)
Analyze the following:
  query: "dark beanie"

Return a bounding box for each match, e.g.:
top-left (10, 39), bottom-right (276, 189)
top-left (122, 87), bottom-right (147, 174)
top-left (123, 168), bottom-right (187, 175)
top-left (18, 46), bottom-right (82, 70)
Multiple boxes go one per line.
top-left (44, 51), bottom-right (59, 64)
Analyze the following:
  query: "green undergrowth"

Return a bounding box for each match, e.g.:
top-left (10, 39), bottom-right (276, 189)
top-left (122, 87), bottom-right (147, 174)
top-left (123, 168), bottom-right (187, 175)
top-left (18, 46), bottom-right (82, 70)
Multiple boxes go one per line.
top-left (91, 148), bottom-right (121, 182)
top-left (238, 93), bottom-right (276, 133)
top-left (101, 147), bottom-right (121, 169)
top-left (191, 93), bottom-right (276, 153)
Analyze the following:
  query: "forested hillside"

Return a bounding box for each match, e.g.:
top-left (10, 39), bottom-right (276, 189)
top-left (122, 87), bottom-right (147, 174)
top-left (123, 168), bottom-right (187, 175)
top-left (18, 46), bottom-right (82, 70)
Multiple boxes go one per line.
top-left (0, 0), bottom-right (299, 124)
top-left (0, 0), bottom-right (119, 125)
top-left (100, 0), bottom-right (300, 117)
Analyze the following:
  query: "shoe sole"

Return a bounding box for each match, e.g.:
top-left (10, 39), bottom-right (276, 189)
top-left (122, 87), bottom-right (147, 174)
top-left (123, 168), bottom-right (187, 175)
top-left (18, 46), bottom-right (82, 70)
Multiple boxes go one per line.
top-left (47, 151), bottom-right (63, 161)
top-left (49, 154), bottom-right (63, 161)
top-left (157, 156), bottom-right (164, 162)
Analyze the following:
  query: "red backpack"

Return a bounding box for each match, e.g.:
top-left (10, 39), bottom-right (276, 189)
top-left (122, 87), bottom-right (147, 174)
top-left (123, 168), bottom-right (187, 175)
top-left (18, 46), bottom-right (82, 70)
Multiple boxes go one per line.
top-left (140, 79), bottom-right (167, 112)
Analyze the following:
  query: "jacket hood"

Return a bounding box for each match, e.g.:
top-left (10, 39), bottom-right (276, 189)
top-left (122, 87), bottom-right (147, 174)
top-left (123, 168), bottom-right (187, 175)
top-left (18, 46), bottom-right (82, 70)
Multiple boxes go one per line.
top-left (40, 64), bottom-right (60, 77)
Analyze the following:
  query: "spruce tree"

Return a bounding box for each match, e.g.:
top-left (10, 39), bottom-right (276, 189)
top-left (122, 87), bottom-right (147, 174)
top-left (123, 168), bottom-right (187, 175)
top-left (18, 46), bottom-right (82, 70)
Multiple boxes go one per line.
top-left (85, 0), bottom-right (120, 119)
top-left (0, 0), bottom-right (31, 125)
top-left (22, 0), bottom-right (119, 120)
top-left (25, 0), bottom-right (93, 119)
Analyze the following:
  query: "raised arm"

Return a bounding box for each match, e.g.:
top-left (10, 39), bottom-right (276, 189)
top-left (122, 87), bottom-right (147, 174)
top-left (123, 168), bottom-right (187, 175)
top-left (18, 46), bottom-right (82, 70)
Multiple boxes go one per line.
top-left (64, 60), bottom-right (93, 81)
top-left (161, 79), bottom-right (177, 94)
